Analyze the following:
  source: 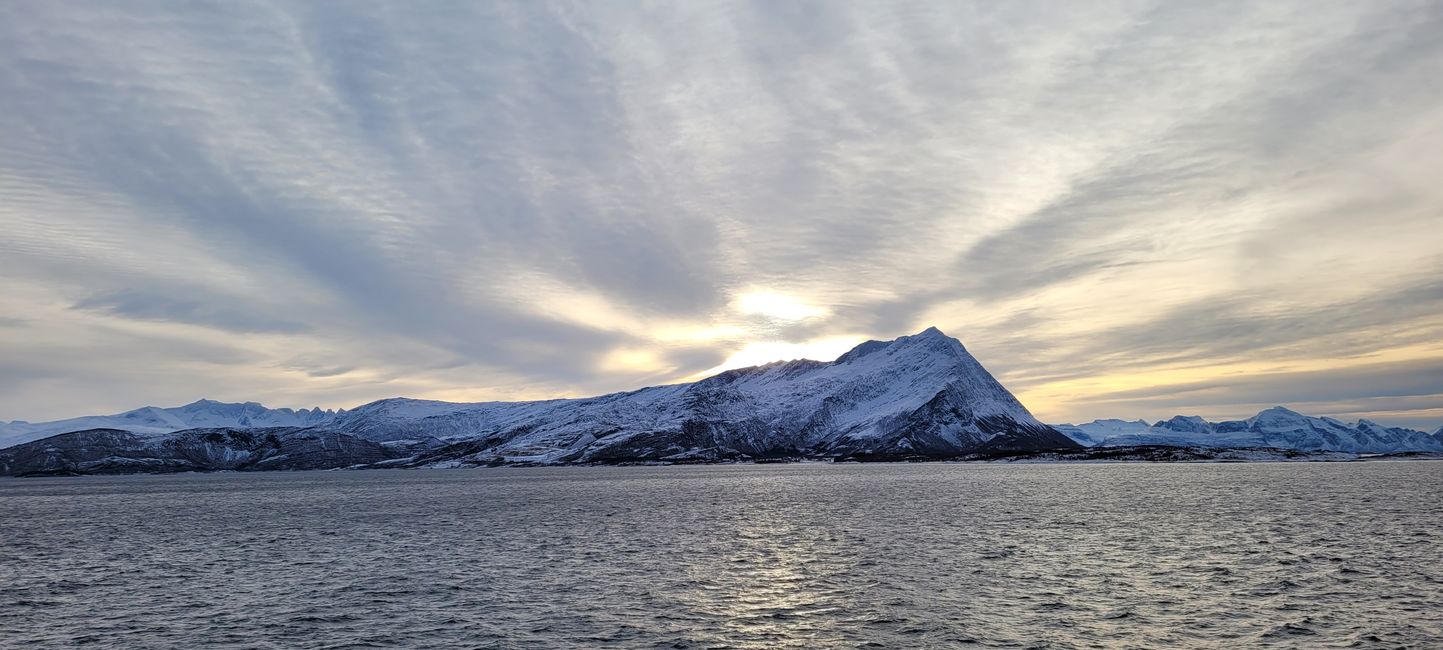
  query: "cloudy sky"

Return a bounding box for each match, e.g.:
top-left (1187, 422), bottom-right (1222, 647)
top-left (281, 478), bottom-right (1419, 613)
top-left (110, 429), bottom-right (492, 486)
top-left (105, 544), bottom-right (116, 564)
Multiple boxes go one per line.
top-left (2, 1), bottom-right (1442, 429)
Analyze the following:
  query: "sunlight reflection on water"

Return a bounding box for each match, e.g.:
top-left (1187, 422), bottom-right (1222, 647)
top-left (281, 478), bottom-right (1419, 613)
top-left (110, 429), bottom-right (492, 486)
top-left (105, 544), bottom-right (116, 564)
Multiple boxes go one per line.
top-left (2, 461), bottom-right (1441, 648)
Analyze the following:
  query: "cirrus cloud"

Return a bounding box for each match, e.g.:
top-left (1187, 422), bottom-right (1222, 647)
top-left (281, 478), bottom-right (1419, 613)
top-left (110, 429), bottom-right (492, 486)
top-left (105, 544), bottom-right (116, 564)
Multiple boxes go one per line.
top-left (1, 0), bottom-right (1441, 429)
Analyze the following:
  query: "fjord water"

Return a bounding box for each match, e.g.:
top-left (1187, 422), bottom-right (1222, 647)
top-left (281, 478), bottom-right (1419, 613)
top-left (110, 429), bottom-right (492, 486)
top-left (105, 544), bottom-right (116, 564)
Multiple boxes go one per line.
top-left (2, 463), bottom-right (1440, 648)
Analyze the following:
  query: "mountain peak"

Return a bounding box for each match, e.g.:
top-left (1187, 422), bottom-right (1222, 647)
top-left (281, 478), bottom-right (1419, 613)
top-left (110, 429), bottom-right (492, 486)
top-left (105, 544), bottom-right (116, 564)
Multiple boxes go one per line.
top-left (910, 326), bottom-right (965, 347)
top-left (892, 326), bottom-right (964, 350)
top-left (833, 326), bottom-right (961, 365)
top-left (1154, 415), bottom-right (1212, 433)
top-left (891, 327), bottom-right (974, 364)
top-left (181, 399), bottom-right (237, 411)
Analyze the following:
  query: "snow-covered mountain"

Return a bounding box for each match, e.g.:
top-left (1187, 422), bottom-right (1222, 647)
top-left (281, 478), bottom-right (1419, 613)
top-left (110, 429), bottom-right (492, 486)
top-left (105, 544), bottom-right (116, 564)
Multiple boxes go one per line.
top-left (332, 326), bottom-right (1075, 465)
top-left (16, 326), bottom-right (1438, 474)
top-left (1054, 406), bottom-right (1443, 453)
top-left (0, 327), bottom-right (1076, 473)
top-left (0, 399), bottom-right (342, 448)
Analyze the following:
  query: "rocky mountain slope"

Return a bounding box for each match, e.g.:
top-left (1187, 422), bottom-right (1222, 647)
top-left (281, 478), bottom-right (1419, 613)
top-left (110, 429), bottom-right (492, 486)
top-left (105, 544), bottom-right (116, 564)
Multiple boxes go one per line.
top-left (325, 327), bottom-right (1075, 465)
top-left (0, 427), bottom-right (391, 476)
top-left (0, 328), bottom-right (1076, 474)
top-left (1054, 407), bottom-right (1443, 454)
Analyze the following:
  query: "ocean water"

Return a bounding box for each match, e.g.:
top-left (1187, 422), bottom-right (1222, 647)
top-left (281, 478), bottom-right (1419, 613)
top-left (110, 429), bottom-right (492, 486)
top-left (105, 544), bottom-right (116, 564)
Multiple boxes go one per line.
top-left (2, 462), bottom-right (1441, 649)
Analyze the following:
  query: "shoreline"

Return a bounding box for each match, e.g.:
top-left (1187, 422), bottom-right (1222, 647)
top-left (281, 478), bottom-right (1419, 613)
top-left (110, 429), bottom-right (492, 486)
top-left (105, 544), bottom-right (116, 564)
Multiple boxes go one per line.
top-left (8, 446), bottom-right (1442, 478)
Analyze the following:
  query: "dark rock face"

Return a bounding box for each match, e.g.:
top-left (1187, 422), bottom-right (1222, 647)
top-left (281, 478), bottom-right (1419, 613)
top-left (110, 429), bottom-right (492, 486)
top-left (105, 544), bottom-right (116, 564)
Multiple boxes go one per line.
top-left (0, 427), bottom-right (394, 476)
top-left (0, 429), bottom-right (175, 476)
top-left (833, 385), bottom-right (1074, 456)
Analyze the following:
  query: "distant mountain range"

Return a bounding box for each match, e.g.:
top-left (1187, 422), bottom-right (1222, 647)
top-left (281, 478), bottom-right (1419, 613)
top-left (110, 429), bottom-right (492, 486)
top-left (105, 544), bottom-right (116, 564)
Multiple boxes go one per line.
top-left (0, 399), bottom-right (340, 449)
top-left (3, 327), bottom-right (1440, 476)
top-left (1053, 408), bottom-right (1443, 453)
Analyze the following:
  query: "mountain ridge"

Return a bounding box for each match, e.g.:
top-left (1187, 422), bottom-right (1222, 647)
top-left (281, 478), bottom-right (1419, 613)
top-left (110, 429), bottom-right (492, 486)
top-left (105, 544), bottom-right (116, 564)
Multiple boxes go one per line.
top-left (6, 327), bottom-right (1441, 475)
top-left (1, 327), bottom-right (1078, 474)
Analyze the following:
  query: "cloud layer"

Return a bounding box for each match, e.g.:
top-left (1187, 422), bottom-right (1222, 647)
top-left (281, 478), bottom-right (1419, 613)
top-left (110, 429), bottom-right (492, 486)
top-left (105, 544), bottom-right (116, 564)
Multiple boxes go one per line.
top-left (2, 1), bottom-right (1441, 428)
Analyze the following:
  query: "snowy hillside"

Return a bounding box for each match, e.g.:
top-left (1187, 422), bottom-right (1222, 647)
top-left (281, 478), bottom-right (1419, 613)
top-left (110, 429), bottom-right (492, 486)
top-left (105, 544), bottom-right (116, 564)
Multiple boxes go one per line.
top-left (0, 327), bottom-right (1077, 472)
top-left (0, 399), bottom-right (341, 448)
top-left (1054, 406), bottom-right (1443, 453)
top-left (332, 326), bottom-right (1076, 465)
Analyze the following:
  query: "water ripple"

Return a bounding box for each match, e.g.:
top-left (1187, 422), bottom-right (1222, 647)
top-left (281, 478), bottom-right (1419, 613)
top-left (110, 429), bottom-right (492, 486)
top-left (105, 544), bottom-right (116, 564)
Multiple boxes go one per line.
top-left (2, 462), bottom-right (1441, 648)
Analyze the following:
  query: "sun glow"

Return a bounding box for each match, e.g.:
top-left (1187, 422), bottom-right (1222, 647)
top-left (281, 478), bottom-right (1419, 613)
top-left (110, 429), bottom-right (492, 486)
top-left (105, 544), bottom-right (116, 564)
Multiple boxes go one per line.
top-left (598, 347), bottom-right (669, 374)
top-left (731, 290), bottom-right (828, 322)
top-left (685, 335), bottom-right (866, 381)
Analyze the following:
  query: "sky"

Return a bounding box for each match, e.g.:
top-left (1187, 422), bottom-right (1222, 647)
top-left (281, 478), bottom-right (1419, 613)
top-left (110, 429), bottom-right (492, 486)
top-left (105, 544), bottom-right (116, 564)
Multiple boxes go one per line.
top-left (2, 1), bottom-right (1442, 430)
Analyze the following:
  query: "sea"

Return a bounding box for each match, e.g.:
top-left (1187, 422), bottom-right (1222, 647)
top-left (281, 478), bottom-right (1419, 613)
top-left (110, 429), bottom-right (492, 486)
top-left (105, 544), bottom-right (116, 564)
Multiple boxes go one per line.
top-left (2, 461), bottom-right (1440, 648)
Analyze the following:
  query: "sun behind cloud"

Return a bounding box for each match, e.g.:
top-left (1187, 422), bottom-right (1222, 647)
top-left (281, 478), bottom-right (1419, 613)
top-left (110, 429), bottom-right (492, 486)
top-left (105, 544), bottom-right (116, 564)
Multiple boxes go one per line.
top-left (730, 290), bottom-right (829, 322)
top-left (685, 335), bottom-right (867, 382)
